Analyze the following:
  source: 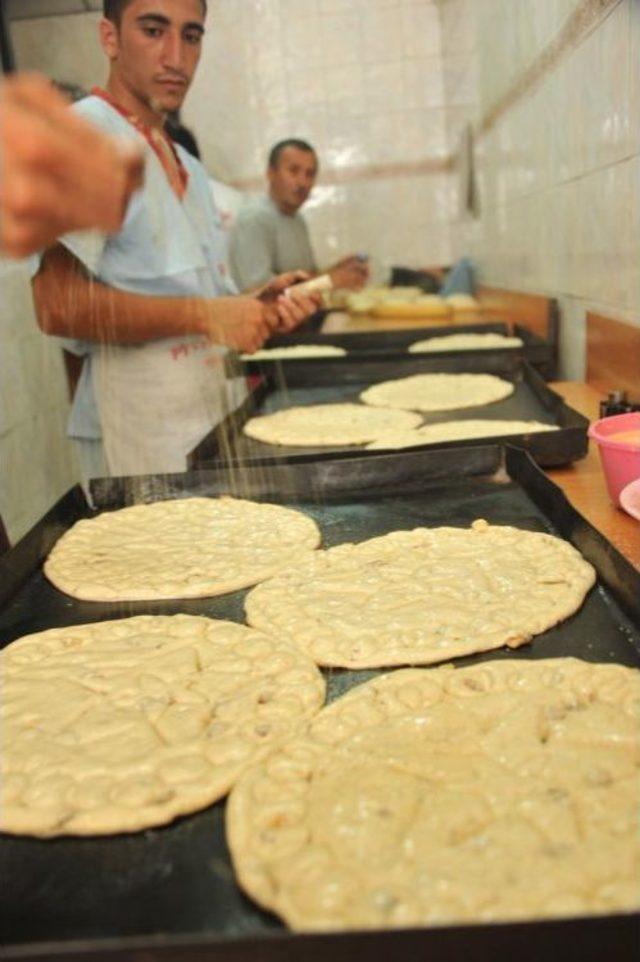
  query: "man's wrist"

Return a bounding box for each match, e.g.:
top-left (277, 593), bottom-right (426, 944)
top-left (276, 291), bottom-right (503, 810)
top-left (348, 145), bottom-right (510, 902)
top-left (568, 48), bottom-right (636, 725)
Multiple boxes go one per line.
top-left (188, 297), bottom-right (213, 336)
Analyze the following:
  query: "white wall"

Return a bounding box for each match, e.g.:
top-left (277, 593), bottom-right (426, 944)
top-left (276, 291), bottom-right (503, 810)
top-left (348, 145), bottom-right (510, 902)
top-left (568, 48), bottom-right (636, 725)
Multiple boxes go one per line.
top-left (11, 1), bottom-right (452, 277)
top-left (439, 0), bottom-right (640, 378)
top-left (0, 261), bottom-right (78, 542)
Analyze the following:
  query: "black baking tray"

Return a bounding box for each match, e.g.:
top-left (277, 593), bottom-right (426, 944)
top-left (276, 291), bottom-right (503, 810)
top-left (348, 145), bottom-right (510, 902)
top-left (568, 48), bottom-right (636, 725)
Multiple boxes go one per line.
top-left (260, 320), bottom-right (556, 378)
top-left (1, 445), bottom-right (639, 961)
top-left (191, 358), bottom-right (588, 469)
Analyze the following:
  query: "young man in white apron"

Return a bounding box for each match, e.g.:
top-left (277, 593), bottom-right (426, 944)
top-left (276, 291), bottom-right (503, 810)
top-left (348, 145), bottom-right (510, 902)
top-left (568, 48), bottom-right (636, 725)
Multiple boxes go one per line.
top-left (31, 0), bottom-right (318, 477)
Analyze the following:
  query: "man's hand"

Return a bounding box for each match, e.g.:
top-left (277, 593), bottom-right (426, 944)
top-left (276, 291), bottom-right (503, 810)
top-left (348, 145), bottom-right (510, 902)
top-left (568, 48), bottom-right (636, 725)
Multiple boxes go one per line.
top-left (0, 73), bottom-right (144, 258)
top-left (328, 255), bottom-right (369, 291)
top-left (254, 272), bottom-right (323, 333)
top-left (202, 296), bottom-right (271, 353)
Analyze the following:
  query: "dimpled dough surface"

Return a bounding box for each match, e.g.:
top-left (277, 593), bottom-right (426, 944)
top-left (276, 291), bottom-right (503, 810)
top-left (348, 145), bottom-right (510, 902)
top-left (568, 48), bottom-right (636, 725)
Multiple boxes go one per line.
top-left (242, 404), bottom-right (423, 447)
top-left (245, 521), bottom-right (596, 669)
top-left (0, 615), bottom-right (325, 837)
top-left (227, 658), bottom-right (640, 931)
top-left (360, 373), bottom-right (514, 412)
top-left (44, 497), bottom-right (321, 601)
top-left (366, 419), bottom-right (558, 450)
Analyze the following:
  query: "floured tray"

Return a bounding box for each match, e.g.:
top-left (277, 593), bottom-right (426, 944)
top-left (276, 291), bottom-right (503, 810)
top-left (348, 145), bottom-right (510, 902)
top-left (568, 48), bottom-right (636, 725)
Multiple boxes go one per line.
top-left (192, 359), bottom-right (587, 469)
top-left (0, 446), bottom-right (638, 960)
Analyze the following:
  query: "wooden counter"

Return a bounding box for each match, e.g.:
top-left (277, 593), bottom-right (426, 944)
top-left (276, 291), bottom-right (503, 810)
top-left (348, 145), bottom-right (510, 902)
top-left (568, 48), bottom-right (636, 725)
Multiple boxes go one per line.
top-left (546, 382), bottom-right (639, 569)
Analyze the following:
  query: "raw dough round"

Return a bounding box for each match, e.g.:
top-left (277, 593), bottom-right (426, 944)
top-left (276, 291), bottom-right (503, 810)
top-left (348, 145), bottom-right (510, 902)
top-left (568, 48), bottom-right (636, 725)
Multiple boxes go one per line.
top-left (44, 496), bottom-right (321, 602)
top-left (360, 373), bottom-right (514, 412)
top-left (0, 615), bottom-right (326, 837)
top-left (227, 658), bottom-right (640, 931)
top-left (445, 293), bottom-right (481, 311)
top-left (408, 333), bottom-right (523, 352)
top-left (242, 404), bottom-right (423, 447)
top-left (245, 520), bottom-right (596, 668)
top-left (371, 296), bottom-right (451, 319)
top-left (241, 345), bottom-right (347, 361)
top-left (366, 419), bottom-right (558, 450)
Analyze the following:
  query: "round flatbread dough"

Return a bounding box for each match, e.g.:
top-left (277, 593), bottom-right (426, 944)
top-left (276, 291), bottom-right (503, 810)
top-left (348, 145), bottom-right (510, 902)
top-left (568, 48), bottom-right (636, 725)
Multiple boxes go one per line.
top-left (0, 615), bottom-right (326, 837)
top-left (371, 296), bottom-right (451, 319)
top-left (241, 345), bottom-right (347, 361)
top-left (44, 496), bottom-right (321, 602)
top-left (227, 658), bottom-right (640, 931)
top-left (245, 520), bottom-right (596, 668)
top-left (408, 333), bottom-right (523, 353)
top-left (445, 293), bottom-right (481, 311)
top-left (366, 419), bottom-right (558, 450)
top-left (242, 404), bottom-right (423, 448)
top-left (360, 373), bottom-right (514, 413)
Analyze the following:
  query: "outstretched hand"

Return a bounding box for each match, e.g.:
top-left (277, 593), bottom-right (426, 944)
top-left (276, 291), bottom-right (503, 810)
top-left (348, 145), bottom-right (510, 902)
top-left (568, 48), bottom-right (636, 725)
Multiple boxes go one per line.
top-left (0, 74), bottom-right (144, 258)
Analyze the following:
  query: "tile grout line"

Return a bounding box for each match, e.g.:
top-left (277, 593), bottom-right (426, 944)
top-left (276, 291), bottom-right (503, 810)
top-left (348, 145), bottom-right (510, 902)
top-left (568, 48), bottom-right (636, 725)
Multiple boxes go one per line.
top-left (230, 0), bottom-right (625, 191)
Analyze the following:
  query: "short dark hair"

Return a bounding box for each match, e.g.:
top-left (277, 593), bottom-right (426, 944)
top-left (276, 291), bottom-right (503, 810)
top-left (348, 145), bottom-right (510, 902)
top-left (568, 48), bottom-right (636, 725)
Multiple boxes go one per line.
top-left (268, 139), bottom-right (317, 170)
top-left (103, 0), bottom-right (207, 24)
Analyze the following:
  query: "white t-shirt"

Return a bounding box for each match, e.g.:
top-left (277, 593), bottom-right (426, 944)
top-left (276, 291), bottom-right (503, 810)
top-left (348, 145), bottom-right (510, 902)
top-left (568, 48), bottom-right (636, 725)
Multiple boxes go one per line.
top-left (48, 96), bottom-right (246, 477)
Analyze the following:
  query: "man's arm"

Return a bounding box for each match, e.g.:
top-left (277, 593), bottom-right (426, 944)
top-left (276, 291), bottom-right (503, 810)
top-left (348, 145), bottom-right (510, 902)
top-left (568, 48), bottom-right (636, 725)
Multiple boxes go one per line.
top-left (33, 244), bottom-right (271, 353)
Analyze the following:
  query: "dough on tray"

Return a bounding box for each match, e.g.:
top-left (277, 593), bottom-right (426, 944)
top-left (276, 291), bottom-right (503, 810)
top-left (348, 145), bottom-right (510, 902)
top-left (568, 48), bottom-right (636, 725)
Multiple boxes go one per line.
top-left (408, 333), bottom-right (522, 352)
top-left (0, 615), bottom-right (325, 837)
top-left (227, 657), bottom-right (640, 930)
top-left (366, 419), bottom-right (558, 450)
top-left (242, 403), bottom-right (422, 447)
top-left (44, 496), bottom-right (321, 601)
top-left (360, 373), bottom-right (514, 413)
top-left (245, 520), bottom-right (596, 668)
top-left (241, 345), bottom-right (347, 360)
top-left (371, 295), bottom-right (451, 319)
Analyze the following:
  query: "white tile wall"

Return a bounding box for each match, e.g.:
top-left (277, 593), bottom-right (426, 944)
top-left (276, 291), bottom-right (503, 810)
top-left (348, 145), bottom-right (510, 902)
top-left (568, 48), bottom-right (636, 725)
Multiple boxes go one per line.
top-left (11, 2), bottom-right (450, 274)
top-left (0, 261), bottom-right (78, 543)
top-left (184, 0), bottom-right (451, 273)
top-left (440, 0), bottom-right (640, 380)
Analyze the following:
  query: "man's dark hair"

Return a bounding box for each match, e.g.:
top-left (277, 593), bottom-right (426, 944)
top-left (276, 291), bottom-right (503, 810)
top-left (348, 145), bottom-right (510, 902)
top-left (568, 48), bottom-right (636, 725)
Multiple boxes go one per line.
top-left (166, 113), bottom-right (201, 160)
top-left (103, 1), bottom-right (207, 24)
top-left (52, 80), bottom-right (89, 104)
top-left (268, 139), bottom-right (317, 170)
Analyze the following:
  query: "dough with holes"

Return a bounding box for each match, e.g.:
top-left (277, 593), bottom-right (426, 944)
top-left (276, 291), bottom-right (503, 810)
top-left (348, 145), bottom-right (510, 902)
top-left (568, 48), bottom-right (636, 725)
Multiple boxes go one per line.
top-left (0, 615), bottom-right (325, 837)
top-left (44, 496), bottom-right (321, 601)
top-left (245, 520), bottom-right (595, 668)
top-left (227, 657), bottom-right (640, 931)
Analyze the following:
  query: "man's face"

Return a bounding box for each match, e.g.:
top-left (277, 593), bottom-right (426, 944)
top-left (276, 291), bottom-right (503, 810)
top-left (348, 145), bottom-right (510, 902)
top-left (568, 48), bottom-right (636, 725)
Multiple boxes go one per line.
top-left (268, 147), bottom-right (318, 215)
top-left (101, 0), bottom-right (205, 115)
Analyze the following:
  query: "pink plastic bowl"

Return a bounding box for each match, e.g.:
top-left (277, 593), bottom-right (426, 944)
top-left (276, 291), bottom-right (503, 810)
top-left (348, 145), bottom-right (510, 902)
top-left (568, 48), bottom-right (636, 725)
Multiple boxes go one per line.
top-left (588, 411), bottom-right (640, 506)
